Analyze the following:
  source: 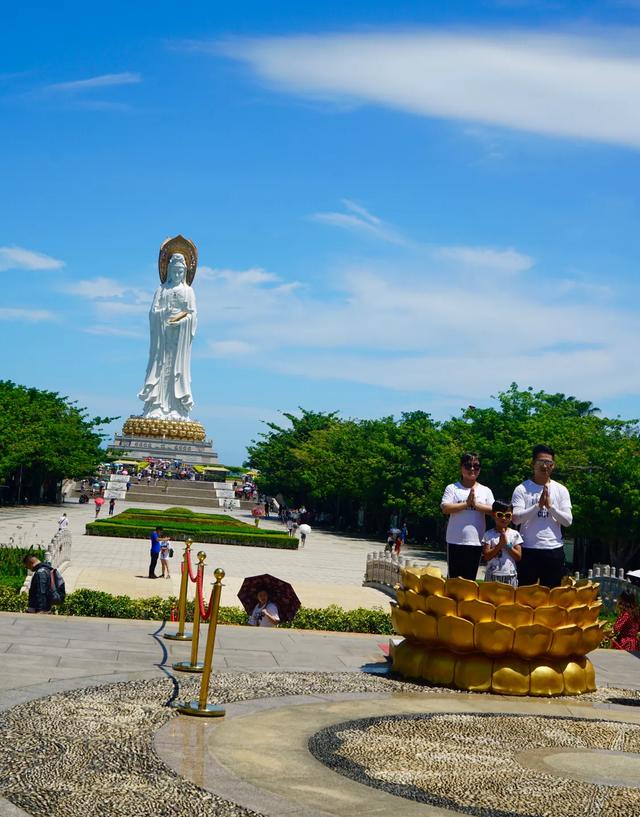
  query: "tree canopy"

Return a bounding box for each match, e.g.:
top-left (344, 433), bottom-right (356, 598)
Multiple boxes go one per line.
top-left (247, 384), bottom-right (640, 570)
top-left (0, 381), bottom-right (114, 502)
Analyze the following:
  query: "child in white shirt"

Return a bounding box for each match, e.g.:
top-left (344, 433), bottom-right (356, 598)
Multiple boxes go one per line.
top-left (159, 537), bottom-right (172, 579)
top-left (482, 501), bottom-right (523, 587)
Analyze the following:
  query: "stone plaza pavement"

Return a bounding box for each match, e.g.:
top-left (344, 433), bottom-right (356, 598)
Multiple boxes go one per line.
top-left (0, 611), bottom-right (639, 817)
top-left (0, 499), bottom-right (438, 610)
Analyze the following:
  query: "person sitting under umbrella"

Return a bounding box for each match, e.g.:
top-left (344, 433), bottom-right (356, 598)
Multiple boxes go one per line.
top-left (248, 588), bottom-right (280, 627)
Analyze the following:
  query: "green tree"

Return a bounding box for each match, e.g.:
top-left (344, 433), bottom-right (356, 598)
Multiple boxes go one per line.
top-left (0, 381), bottom-right (115, 502)
top-left (246, 409), bottom-right (339, 503)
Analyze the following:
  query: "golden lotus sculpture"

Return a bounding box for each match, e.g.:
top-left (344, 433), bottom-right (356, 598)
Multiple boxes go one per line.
top-left (391, 566), bottom-right (603, 696)
top-left (123, 416), bottom-right (206, 441)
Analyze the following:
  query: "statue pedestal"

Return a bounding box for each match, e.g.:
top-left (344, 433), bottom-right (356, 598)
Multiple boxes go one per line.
top-left (109, 417), bottom-right (219, 465)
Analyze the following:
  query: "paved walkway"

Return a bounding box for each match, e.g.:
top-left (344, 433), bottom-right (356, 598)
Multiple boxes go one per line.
top-left (0, 611), bottom-right (638, 817)
top-left (0, 501), bottom-right (439, 609)
top-left (1, 610), bottom-right (637, 703)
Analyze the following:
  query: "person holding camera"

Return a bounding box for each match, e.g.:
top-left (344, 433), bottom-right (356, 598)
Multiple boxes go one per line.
top-left (248, 589), bottom-right (280, 627)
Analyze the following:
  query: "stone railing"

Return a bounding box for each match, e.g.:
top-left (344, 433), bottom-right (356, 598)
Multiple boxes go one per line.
top-left (363, 552), bottom-right (420, 594)
top-left (44, 529), bottom-right (72, 570)
top-left (585, 564), bottom-right (639, 613)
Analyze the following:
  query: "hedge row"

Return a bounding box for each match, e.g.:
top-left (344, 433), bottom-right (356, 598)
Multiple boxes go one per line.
top-left (0, 546), bottom-right (45, 591)
top-left (0, 586), bottom-right (392, 634)
top-left (123, 508), bottom-right (251, 526)
top-left (101, 514), bottom-right (284, 536)
top-left (86, 522), bottom-right (296, 549)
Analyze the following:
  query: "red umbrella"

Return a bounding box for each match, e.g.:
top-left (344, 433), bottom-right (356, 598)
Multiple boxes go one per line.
top-left (94, 496), bottom-right (105, 505)
top-left (237, 574), bottom-right (301, 623)
top-left (251, 506), bottom-right (265, 517)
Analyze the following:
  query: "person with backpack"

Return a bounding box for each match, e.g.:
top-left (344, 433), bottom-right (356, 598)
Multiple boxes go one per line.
top-left (23, 555), bottom-right (66, 613)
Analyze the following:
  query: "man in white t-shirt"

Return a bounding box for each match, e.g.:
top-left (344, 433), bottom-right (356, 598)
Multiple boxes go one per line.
top-left (441, 452), bottom-right (495, 580)
top-left (511, 444), bottom-right (572, 588)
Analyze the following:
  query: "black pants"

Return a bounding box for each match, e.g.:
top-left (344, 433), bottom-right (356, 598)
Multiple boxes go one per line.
top-left (447, 544), bottom-right (482, 580)
top-left (148, 552), bottom-right (159, 578)
top-left (517, 547), bottom-right (565, 589)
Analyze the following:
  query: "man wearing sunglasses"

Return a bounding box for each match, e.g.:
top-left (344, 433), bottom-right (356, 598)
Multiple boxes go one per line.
top-left (511, 444), bottom-right (573, 588)
top-left (441, 452), bottom-right (495, 580)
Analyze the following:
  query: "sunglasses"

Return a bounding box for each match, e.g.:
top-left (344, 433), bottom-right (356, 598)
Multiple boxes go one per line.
top-left (463, 464), bottom-right (481, 471)
top-left (494, 511), bottom-right (512, 520)
top-left (534, 459), bottom-right (554, 468)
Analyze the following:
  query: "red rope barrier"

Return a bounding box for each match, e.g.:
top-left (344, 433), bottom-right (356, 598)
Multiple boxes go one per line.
top-left (185, 547), bottom-right (198, 582)
top-left (196, 569), bottom-right (214, 621)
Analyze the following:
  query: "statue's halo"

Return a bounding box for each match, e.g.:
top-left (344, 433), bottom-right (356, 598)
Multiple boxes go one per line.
top-left (158, 235), bottom-right (198, 285)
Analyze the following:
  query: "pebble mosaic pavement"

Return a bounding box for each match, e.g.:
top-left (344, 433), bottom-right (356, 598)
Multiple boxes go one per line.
top-left (310, 711), bottom-right (640, 817)
top-left (0, 672), bottom-right (639, 817)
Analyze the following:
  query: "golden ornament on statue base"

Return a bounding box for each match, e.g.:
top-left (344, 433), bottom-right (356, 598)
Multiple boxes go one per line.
top-left (122, 416), bottom-right (206, 441)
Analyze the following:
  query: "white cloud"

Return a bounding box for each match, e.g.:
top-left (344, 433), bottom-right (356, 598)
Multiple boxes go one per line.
top-left (82, 325), bottom-right (144, 338)
top-left (200, 266), bottom-right (280, 285)
top-left (0, 308), bottom-right (54, 322)
top-left (47, 72), bottom-right (142, 92)
top-left (436, 245), bottom-right (534, 273)
top-left (208, 340), bottom-right (254, 357)
top-left (0, 246), bottom-right (64, 271)
top-left (311, 199), bottom-right (409, 245)
top-left (63, 277), bottom-right (129, 299)
top-left (194, 255), bottom-right (640, 403)
top-left (96, 301), bottom-right (149, 318)
top-left (215, 29), bottom-right (640, 148)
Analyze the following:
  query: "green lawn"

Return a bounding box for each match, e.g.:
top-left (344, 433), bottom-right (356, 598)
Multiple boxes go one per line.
top-left (86, 507), bottom-right (295, 550)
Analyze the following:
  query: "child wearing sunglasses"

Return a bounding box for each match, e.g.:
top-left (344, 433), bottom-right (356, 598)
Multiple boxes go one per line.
top-left (482, 501), bottom-right (523, 587)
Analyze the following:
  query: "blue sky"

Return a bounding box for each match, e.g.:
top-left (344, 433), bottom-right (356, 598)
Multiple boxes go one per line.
top-left (2, 1), bottom-right (640, 464)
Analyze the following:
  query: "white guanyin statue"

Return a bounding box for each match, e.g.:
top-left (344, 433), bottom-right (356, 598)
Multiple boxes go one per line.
top-left (138, 235), bottom-right (198, 420)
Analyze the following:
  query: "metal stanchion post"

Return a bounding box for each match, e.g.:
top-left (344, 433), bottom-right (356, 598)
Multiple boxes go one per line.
top-left (177, 567), bottom-right (226, 717)
top-left (164, 539), bottom-right (193, 641)
top-left (173, 551), bottom-right (206, 672)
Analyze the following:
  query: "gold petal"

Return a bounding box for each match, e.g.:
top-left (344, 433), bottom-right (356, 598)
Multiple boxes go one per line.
top-left (581, 623), bottom-right (605, 654)
top-left (492, 655), bottom-right (530, 695)
top-left (584, 657), bottom-right (597, 691)
top-left (400, 567), bottom-right (423, 592)
top-left (495, 603), bottom-right (534, 628)
top-left (422, 649), bottom-right (456, 686)
top-left (515, 584), bottom-right (550, 608)
top-left (445, 577), bottom-right (479, 602)
top-left (512, 624), bottom-right (553, 659)
top-left (424, 595), bottom-right (457, 617)
top-left (563, 658), bottom-right (587, 695)
top-left (454, 653), bottom-right (493, 692)
top-left (412, 611), bottom-right (438, 643)
top-left (566, 605), bottom-right (590, 627)
top-left (474, 620), bottom-right (515, 655)
top-left (391, 605), bottom-right (414, 639)
top-left (392, 641), bottom-right (425, 679)
top-left (548, 625), bottom-right (582, 658)
top-left (585, 601), bottom-right (603, 624)
top-left (549, 586), bottom-right (578, 609)
top-left (458, 598), bottom-right (496, 624)
top-left (438, 615), bottom-right (475, 652)
top-left (533, 605), bottom-right (568, 628)
top-left (404, 589), bottom-right (426, 612)
top-left (530, 661), bottom-right (564, 696)
top-left (479, 582), bottom-right (515, 606)
top-left (420, 573), bottom-right (446, 597)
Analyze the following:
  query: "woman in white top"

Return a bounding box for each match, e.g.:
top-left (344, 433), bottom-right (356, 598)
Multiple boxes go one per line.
top-left (441, 452), bottom-right (494, 580)
top-left (248, 589), bottom-right (280, 627)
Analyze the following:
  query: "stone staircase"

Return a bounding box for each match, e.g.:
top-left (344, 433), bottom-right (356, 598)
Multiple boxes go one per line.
top-left (74, 480), bottom-right (258, 511)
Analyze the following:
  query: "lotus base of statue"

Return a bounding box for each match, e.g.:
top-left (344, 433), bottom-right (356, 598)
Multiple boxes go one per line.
top-left (123, 416), bottom-right (206, 441)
